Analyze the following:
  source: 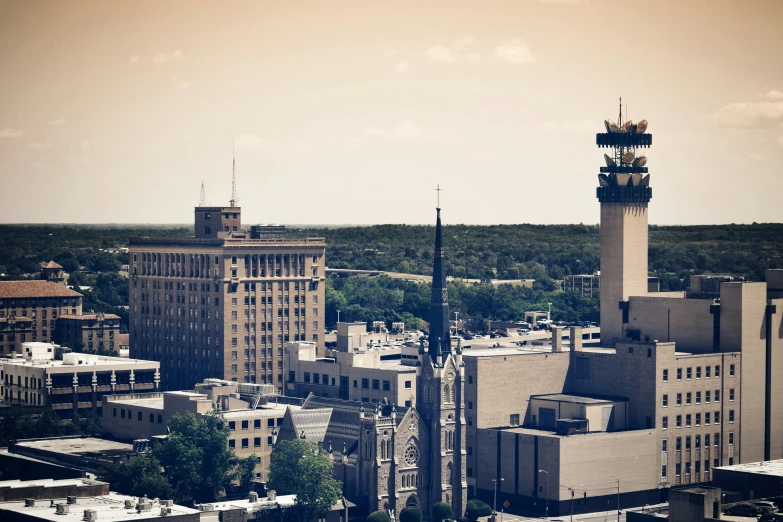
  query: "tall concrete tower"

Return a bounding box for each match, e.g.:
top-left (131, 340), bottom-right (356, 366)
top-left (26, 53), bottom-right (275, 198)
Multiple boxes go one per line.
top-left (596, 104), bottom-right (652, 345)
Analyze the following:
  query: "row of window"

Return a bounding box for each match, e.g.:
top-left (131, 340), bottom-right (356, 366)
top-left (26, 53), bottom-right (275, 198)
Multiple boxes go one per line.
top-left (228, 437), bottom-right (273, 448)
top-left (112, 407), bottom-right (163, 424)
top-left (662, 410), bottom-right (734, 429)
top-left (663, 432), bottom-right (733, 452)
top-left (662, 458), bottom-right (729, 480)
top-left (228, 418), bottom-right (279, 430)
top-left (662, 389), bottom-right (734, 407)
top-left (662, 364), bottom-right (735, 382)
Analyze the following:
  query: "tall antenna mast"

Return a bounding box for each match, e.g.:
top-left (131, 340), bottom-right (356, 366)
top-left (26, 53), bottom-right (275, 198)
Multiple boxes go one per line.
top-left (435, 184), bottom-right (441, 209)
top-left (229, 138), bottom-right (237, 207)
top-left (199, 181), bottom-right (206, 207)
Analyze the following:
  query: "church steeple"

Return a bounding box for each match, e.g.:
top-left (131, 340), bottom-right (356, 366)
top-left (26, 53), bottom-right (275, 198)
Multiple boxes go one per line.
top-left (429, 199), bottom-right (451, 361)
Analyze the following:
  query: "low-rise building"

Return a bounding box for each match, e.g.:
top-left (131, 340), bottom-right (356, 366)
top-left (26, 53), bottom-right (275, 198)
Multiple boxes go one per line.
top-left (54, 312), bottom-right (121, 354)
top-left (101, 380), bottom-right (294, 482)
top-left (284, 341), bottom-right (417, 406)
top-left (0, 478), bottom-right (109, 502)
top-left (563, 273), bottom-right (601, 298)
top-left (9, 436), bottom-right (136, 473)
top-left (0, 491), bottom-right (199, 522)
top-left (1, 342), bottom-right (160, 414)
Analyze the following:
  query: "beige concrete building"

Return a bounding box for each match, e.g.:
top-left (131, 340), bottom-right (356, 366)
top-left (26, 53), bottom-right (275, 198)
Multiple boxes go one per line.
top-left (128, 201), bottom-right (326, 391)
top-left (0, 280), bottom-right (82, 356)
top-left (1, 342), bottom-right (160, 414)
top-left (284, 341), bottom-right (417, 406)
top-left (101, 379), bottom-right (294, 482)
top-left (563, 273), bottom-right (601, 298)
top-left (54, 312), bottom-right (121, 354)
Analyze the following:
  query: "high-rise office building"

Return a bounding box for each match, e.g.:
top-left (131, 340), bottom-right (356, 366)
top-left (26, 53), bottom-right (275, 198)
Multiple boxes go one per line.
top-left (128, 191), bottom-right (326, 391)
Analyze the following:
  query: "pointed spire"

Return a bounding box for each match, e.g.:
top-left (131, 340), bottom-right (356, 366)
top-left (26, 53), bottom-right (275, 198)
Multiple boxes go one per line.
top-left (429, 194), bottom-right (451, 361)
top-left (198, 181), bottom-right (206, 207)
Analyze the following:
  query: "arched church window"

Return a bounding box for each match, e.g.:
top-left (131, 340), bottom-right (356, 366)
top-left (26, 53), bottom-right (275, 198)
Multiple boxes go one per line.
top-left (443, 384), bottom-right (450, 403)
top-left (424, 386), bottom-right (429, 403)
top-left (450, 384), bottom-right (456, 403)
top-left (381, 440), bottom-right (386, 459)
top-left (387, 439), bottom-right (393, 458)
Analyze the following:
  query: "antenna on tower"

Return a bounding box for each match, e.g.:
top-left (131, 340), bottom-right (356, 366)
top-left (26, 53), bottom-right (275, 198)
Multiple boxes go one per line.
top-left (199, 181), bottom-right (206, 207)
top-left (230, 137), bottom-right (237, 207)
top-left (618, 97), bottom-right (623, 126)
top-left (435, 184), bottom-right (441, 209)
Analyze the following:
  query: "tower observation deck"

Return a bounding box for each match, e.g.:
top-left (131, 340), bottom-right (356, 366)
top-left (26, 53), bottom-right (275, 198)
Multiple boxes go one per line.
top-left (596, 101), bottom-right (653, 345)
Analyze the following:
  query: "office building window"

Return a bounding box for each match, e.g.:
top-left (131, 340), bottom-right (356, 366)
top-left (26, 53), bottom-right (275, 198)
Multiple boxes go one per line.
top-left (242, 420), bottom-right (249, 430)
top-left (362, 378), bottom-right (369, 389)
top-left (383, 380), bottom-right (391, 391)
top-left (254, 419), bottom-right (261, 429)
top-left (662, 440), bottom-right (667, 452)
top-left (662, 416), bottom-right (668, 430)
top-left (706, 366), bottom-right (711, 378)
top-left (372, 379), bottom-right (380, 390)
top-left (729, 410), bottom-right (734, 423)
top-left (715, 390), bottom-right (720, 402)
top-left (661, 465), bottom-right (667, 478)
top-left (686, 367), bottom-right (692, 380)
top-left (696, 366), bottom-right (701, 379)
top-left (729, 364), bottom-right (735, 376)
top-left (686, 414), bottom-right (692, 427)
top-left (676, 437), bottom-right (682, 451)
top-left (510, 414), bottom-right (520, 426)
top-left (676, 393), bottom-right (682, 406)
top-left (229, 439), bottom-right (235, 448)
top-left (242, 438), bottom-right (249, 449)
top-left (405, 380), bottom-right (412, 389)
top-left (685, 436), bottom-right (691, 450)
top-left (304, 372), bottom-right (311, 383)
top-left (696, 392), bottom-right (701, 404)
top-left (662, 394), bottom-right (668, 407)
top-left (715, 411), bottom-right (720, 423)
top-left (686, 392), bottom-right (692, 405)
top-left (705, 391), bottom-right (711, 403)
top-left (705, 412), bottom-right (711, 425)
top-left (254, 437), bottom-right (261, 448)
top-left (695, 413), bottom-right (701, 426)
top-left (729, 388), bottom-right (735, 401)
top-left (676, 415), bottom-right (682, 428)
top-left (229, 421), bottom-right (236, 431)
top-left (677, 368), bottom-right (682, 381)
top-left (695, 435), bottom-right (701, 448)
top-left (715, 365), bottom-right (721, 377)
top-left (676, 463), bottom-right (681, 476)
top-left (728, 432), bottom-right (735, 445)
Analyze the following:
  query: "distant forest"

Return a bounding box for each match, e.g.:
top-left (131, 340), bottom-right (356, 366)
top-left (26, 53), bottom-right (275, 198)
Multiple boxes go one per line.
top-left (1, 223), bottom-right (781, 331)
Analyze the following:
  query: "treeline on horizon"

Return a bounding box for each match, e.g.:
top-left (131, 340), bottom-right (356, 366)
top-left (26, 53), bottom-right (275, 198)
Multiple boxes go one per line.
top-left (1, 223), bottom-right (782, 291)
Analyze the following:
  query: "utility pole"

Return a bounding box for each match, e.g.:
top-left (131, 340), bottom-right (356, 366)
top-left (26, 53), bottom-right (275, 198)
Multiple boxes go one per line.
top-left (567, 485), bottom-right (582, 522)
top-left (609, 476), bottom-right (620, 521)
top-left (538, 470), bottom-right (549, 520)
top-left (48, 233), bottom-right (53, 260)
top-left (492, 478), bottom-right (504, 520)
top-left (464, 230), bottom-right (469, 280)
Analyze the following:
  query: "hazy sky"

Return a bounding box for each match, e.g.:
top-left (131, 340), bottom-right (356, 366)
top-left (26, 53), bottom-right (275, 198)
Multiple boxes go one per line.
top-left (1, 0), bottom-right (782, 226)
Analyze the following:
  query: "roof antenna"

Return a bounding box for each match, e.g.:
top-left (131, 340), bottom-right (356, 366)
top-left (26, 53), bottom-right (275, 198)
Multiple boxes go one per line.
top-left (229, 137), bottom-right (237, 207)
top-left (435, 184), bottom-right (441, 209)
top-left (618, 96), bottom-right (623, 126)
top-left (199, 181), bottom-right (206, 207)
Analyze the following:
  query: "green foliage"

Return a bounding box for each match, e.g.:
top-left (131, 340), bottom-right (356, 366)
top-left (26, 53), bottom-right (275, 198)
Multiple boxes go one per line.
top-left (368, 511), bottom-right (391, 522)
top-left (268, 439), bottom-right (343, 522)
top-left (99, 409), bottom-right (252, 504)
top-left (0, 410), bottom-right (102, 447)
top-left (465, 500), bottom-right (492, 522)
top-left (99, 455), bottom-right (173, 500)
top-left (432, 502), bottom-right (453, 522)
top-left (399, 505), bottom-right (423, 522)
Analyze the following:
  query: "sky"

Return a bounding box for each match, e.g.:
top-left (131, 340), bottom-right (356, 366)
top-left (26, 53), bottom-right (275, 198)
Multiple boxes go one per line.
top-left (0, 0), bottom-right (782, 226)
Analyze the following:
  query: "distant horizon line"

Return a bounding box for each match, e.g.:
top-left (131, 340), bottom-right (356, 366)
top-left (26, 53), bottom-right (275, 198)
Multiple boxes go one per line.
top-left (1, 222), bottom-right (782, 228)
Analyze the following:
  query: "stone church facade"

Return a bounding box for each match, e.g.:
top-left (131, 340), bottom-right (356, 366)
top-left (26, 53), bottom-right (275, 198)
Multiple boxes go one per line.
top-left (278, 206), bottom-right (467, 519)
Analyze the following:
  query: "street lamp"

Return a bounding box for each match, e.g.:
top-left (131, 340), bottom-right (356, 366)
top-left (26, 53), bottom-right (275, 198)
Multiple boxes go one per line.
top-left (491, 477), bottom-right (504, 519)
top-left (538, 470), bottom-right (549, 520)
top-left (567, 485), bottom-right (582, 522)
top-left (337, 309), bottom-right (341, 325)
top-left (609, 475), bottom-right (620, 521)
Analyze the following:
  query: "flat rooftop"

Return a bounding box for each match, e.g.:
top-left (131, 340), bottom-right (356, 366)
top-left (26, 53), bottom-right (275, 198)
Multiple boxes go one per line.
top-left (0, 494), bottom-right (198, 521)
top-left (222, 402), bottom-right (298, 419)
top-left (715, 459), bottom-right (783, 477)
top-left (104, 395), bottom-right (165, 409)
top-left (531, 393), bottom-right (627, 405)
top-left (0, 356), bottom-right (158, 369)
top-left (0, 478), bottom-right (94, 489)
top-left (463, 345), bottom-right (616, 357)
top-left (197, 494), bottom-right (296, 512)
top-left (15, 437), bottom-right (133, 457)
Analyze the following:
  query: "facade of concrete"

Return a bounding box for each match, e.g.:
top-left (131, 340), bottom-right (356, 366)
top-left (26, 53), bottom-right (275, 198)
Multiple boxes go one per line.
top-left (284, 341), bottom-right (417, 406)
top-left (128, 202), bottom-right (326, 392)
top-left (563, 274), bottom-right (600, 298)
top-left (1, 344), bottom-right (160, 414)
top-left (0, 478), bottom-right (109, 502)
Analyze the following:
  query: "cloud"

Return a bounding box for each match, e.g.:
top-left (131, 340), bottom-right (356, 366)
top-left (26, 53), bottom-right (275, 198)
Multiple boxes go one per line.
top-left (152, 50), bottom-right (184, 63)
top-left (452, 35), bottom-right (477, 50)
top-left (425, 45), bottom-right (458, 63)
top-left (395, 60), bottom-right (411, 74)
top-left (47, 118), bottom-right (66, 126)
top-left (713, 91), bottom-right (783, 129)
top-left (493, 39), bottom-right (534, 63)
top-left (0, 128), bottom-right (25, 138)
top-left (129, 55), bottom-right (139, 63)
top-left (540, 120), bottom-right (596, 132)
top-left (81, 140), bottom-right (90, 149)
top-left (465, 52), bottom-right (483, 62)
top-left (393, 121), bottom-right (422, 138)
top-left (28, 141), bottom-right (52, 148)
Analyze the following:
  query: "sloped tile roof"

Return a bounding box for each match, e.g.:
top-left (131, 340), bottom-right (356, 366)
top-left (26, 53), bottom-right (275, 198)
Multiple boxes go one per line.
top-left (0, 281), bottom-right (82, 299)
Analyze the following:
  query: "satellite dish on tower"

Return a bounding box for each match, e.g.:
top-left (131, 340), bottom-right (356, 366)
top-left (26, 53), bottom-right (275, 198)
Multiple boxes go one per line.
top-left (622, 152), bottom-right (635, 164)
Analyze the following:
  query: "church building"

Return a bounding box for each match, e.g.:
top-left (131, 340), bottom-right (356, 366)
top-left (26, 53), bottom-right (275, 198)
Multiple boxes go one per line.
top-left (277, 205), bottom-right (467, 518)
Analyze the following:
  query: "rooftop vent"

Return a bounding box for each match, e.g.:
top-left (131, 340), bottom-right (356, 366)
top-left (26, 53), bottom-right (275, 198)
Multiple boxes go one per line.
top-left (268, 490), bottom-right (276, 501)
top-left (249, 492), bottom-right (259, 503)
top-left (56, 504), bottom-right (70, 515)
top-left (124, 500), bottom-right (134, 509)
top-left (67, 496), bottom-right (77, 505)
top-left (83, 509), bottom-right (98, 521)
top-left (161, 507), bottom-right (172, 517)
top-left (162, 500), bottom-right (173, 507)
top-left (24, 499), bottom-right (35, 507)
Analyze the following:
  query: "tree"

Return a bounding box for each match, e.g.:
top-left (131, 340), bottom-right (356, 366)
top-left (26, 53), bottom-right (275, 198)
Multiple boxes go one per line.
top-left (150, 410), bottom-right (237, 503)
top-left (432, 502), bottom-right (453, 522)
top-left (368, 511), bottom-right (391, 522)
top-left (465, 500), bottom-right (492, 522)
top-left (268, 439), bottom-right (343, 522)
top-left (100, 455), bottom-right (173, 500)
top-left (399, 506), bottom-right (422, 522)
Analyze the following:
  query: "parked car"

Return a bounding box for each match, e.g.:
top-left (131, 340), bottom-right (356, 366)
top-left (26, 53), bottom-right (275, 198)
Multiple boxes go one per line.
top-left (754, 501), bottom-right (779, 514)
top-left (724, 503), bottom-right (759, 517)
top-left (758, 513), bottom-right (783, 522)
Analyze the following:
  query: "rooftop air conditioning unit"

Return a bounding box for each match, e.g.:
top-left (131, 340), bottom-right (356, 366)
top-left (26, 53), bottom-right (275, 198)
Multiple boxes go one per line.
top-left (67, 496), bottom-right (77, 505)
top-left (162, 500), bottom-right (173, 507)
top-left (249, 492), bottom-right (259, 503)
top-left (24, 499), bottom-right (35, 507)
top-left (83, 509), bottom-right (98, 521)
top-left (124, 500), bottom-right (134, 509)
top-left (161, 507), bottom-right (172, 516)
top-left (56, 504), bottom-right (70, 515)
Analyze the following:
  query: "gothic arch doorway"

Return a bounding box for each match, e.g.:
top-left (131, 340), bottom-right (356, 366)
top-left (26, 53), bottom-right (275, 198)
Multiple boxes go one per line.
top-left (406, 496), bottom-right (419, 507)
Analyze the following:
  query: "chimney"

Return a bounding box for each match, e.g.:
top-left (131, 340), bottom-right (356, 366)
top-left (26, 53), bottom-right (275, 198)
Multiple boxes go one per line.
top-left (552, 327), bottom-right (564, 353)
top-left (570, 327), bottom-right (583, 352)
top-left (249, 492), bottom-right (259, 503)
top-left (268, 490), bottom-right (277, 501)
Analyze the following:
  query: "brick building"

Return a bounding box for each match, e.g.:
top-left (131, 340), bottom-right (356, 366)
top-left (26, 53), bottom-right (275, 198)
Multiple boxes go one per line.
top-left (54, 312), bottom-right (121, 353)
top-left (128, 200), bottom-right (326, 391)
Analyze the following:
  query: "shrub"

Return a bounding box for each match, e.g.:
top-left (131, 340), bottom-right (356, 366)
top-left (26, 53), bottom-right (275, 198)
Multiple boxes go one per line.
top-left (432, 502), bottom-right (453, 522)
top-left (465, 500), bottom-right (492, 522)
top-left (399, 506), bottom-right (422, 522)
top-left (368, 511), bottom-right (391, 522)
